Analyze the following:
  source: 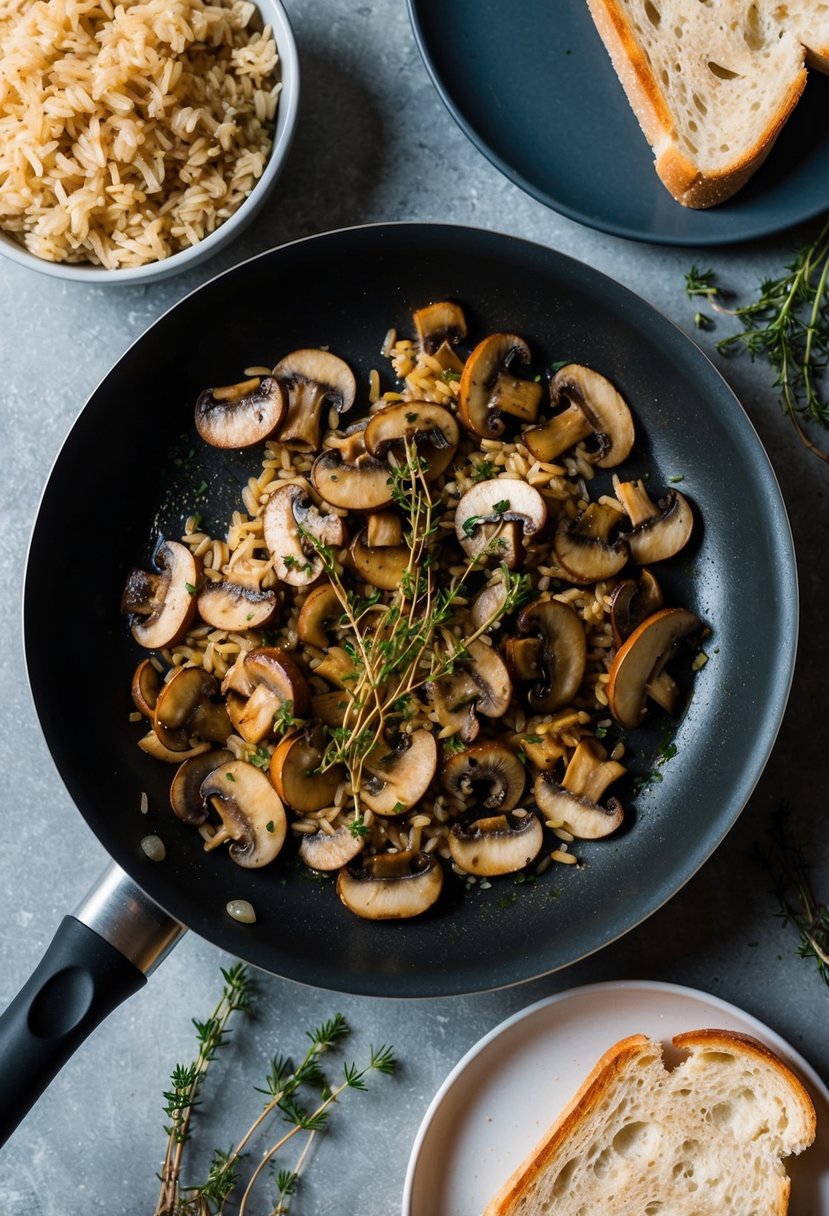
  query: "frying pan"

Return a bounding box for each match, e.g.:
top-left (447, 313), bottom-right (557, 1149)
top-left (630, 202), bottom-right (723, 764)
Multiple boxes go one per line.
top-left (0, 223), bottom-right (797, 1143)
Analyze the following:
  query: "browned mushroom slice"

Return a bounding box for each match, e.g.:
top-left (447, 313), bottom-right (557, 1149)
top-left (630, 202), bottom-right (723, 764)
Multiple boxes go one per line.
top-left (138, 732), bottom-right (211, 763)
top-left (170, 748), bottom-right (234, 824)
top-left (297, 583), bottom-right (342, 648)
top-left (313, 645), bottom-right (358, 690)
top-left (310, 690), bottom-right (349, 728)
top-left (121, 540), bottom-right (199, 650)
top-left (153, 667), bottom-right (231, 752)
top-left (272, 349), bottom-right (357, 451)
top-left (336, 850), bottom-right (444, 919)
top-left (311, 427), bottom-right (394, 512)
top-left (222, 647), bottom-right (311, 744)
top-left (607, 607), bottom-right (703, 729)
top-left (612, 475), bottom-right (695, 564)
top-left (131, 658), bottom-right (161, 718)
top-left (455, 478), bottom-right (547, 570)
top-left (609, 569), bottom-right (664, 649)
top-left (364, 400), bottom-right (460, 480)
top-left (448, 810), bottom-right (543, 876)
top-left (441, 742), bottom-right (526, 811)
top-left (195, 376), bottom-right (286, 448)
top-left (469, 577), bottom-right (510, 632)
top-left (299, 823), bottom-right (365, 872)
top-left (425, 639), bottom-right (512, 743)
top-left (361, 729), bottom-right (438, 815)
top-left (554, 502), bottom-right (628, 583)
top-left (458, 333), bottom-right (544, 437)
top-left (263, 483), bottom-right (347, 587)
top-left (349, 530), bottom-right (411, 591)
top-left (269, 720), bottom-right (344, 813)
top-left (514, 596), bottom-right (587, 712)
top-left (534, 738), bottom-right (625, 839)
top-left (523, 364), bottom-right (635, 467)
top-left (412, 300), bottom-right (467, 354)
top-left (365, 511), bottom-right (403, 548)
top-left (201, 760), bottom-right (287, 867)
top-left (197, 579), bottom-right (280, 631)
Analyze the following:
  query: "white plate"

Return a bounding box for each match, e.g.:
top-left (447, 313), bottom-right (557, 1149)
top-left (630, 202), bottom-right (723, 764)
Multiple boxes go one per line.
top-left (402, 981), bottom-right (829, 1216)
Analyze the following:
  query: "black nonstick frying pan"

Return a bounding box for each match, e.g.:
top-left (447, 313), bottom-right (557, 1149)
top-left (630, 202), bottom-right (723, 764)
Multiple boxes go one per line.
top-left (0, 223), bottom-right (797, 1143)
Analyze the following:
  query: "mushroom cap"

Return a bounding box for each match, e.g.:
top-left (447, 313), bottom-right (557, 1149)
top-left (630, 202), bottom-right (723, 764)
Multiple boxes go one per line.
top-left (269, 720), bottom-right (343, 813)
top-left (554, 503), bottom-right (629, 583)
top-left (349, 531), bottom-right (411, 591)
top-left (153, 666), bottom-right (231, 752)
top-left (412, 300), bottom-right (467, 354)
top-left (336, 850), bottom-right (444, 919)
top-left (524, 363), bottom-right (635, 468)
top-left (201, 760), bottom-right (287, 867)
top-left (534, 771), bottom-right (624, 839)
top-left (425, 639), bottom-right (513, 742)
top-left (297, 582), bottom-right (342, 649)
top-left (263, 482), bottom-right (347, 587)
top-left (458, 333), bottom-right (543, 437)
top-left (195, 376), bottom-right (286, 449)
top-left (131, 658), bottom-right (161, 719)
top-left (122, 540), bottom-right (198, 650)
top-left (197, 579), bottom-right (280, 632)
top-left (299, 823), bottom-right (366, 872)
top-left (469, 577), bottom-right (510, 633)
top-left (448, 810), bottom-right (543, 876)
top-left (441, 741), bottom-right (526, 811)
top-left (311, 429), bottom-right (394, 512)
top-left (138, 731), bottom-right (211, 763)
top-left (170, 748), bottom-right (234, 825)
top-left (516, 596), bottom-right (587, 712)
top-left (607, 606), bottom-right (703, 729)
top-left (224, 647), bottom-right (310, 744)
top-left (361, 728), bottom-right (438, 815)
top-left (621, 487), bottom-right (695, 565)
top-left (273, 349), bottom-right (357, 451)
top-left (609, 569), bottom-right (664, 649)
top-left (455, 478), bottom-right (547, 567)
top-left (364, 400), bottom-right (460, 480)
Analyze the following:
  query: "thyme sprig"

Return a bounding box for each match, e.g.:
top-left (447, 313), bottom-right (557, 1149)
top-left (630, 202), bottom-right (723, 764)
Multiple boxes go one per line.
top-left (684, 217), bottom-right (829, 462)
top-left (766, 807), bottom-right (829, 986)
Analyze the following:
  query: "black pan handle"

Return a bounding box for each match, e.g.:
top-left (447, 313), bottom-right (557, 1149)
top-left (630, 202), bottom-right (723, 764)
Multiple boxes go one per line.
top-left (0, 863), bottom-right (184, 1146)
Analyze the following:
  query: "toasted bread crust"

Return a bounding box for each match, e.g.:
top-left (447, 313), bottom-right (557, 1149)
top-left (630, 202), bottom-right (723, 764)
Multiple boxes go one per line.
top-left (585, 0), bottom-right (809, 208)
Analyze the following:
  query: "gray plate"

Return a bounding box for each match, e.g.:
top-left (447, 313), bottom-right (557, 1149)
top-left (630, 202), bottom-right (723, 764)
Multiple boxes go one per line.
top-left (409, 0), bottom-right (829, 245)
top-left (24, 223), bottom-right (797, 996)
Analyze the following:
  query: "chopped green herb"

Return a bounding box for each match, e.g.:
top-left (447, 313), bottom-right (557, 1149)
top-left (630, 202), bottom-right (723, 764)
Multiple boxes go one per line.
top-left (523, 734), bottom-right (543, 745)
top-left (250, 746), bottom-right (271, 771)
top-left (184, 582), bottom-right (196, 595)
top-left (391, 800), bottom-right (405, 815)
top-left (684, 265), bottom-right (719, 300)
top-left (405, 411), bottom-right (418, 423)
top-left (440, 369), bottom-right (461, 383)
top-left (225, 772), bottom-right (235, 783)
top-left (492, 499), bottom-right (510, 515)
top-left (462, 514), bottom-right (482, 538)
top-left (195, 480), bottom-right (208, 496)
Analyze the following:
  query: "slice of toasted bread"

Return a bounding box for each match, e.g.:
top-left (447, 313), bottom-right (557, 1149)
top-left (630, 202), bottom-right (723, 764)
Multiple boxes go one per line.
top-left (484, 1028), bottom-right (816, 1216)
top-left (586, 0), bottom-right (829, 207)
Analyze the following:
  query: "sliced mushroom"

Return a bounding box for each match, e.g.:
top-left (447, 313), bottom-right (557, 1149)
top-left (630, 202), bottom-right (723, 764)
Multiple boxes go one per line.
top-left (469, 577), bottom-right (510, 632)
top-left (310, 690), bottom-right (349, 727)
top-left (554, 502), bottom-right (628, 583)
top-left (365, 511), bottom-right (403, 548)
top-left (138, 731), bottom-right (211, 763)
top-left (195, 376), bottom-right (286, 448)
top-left (455, 479), bottom-right (547, 570)
top-left (269, 720), bottom-right (344, 813)
top-left (121, 540), bottom-right (198, 650)
top-left (312, 427), bottom-right (394, 512)
top-left (441, 742), bottom-right (526, 811)
top-left (425, 639), bottom-right (513, 743)
top-left (448, 810), bottom-right (543, 876)
top-left (523, 364), bottom-right (635, 468)
top-left (607, 607), bottom-right (703, 729)
top-left (412, 300), bottom-right (467, 354)
top-left (263, 483), bottom-right (347, 587)
top-left (313, 645), bottom-right (358, 690)
top-left (364, 400), bottom-right (460, 480)
top-left (272, 349), bottom-right (356, 451)
top-left (361, 728), bottom-right (438, 815)
top-left (612, 475), bottom-right (694, 564)
top-left (201, 760), bottom-right (287, 867)
top-left (153, 667), bottom-right (231, 752)
top-left (349, 530), bottom-right (410, 591)
top-left (458, 333), bottom-right (544, 437)
top-left (222, 647), bottom-right (310, 744)
top-left (197, 579), bottom-right (280, 631)
top-left (297, 583), bottom-right (342, 648)
top-left (131, 658), bottom-right (161, 719)
top-left (609, 569), bottom-right (664, 649)
top-left (514, 596), bottom-right (587, 712)
top-left (534, 737), bottom-right (625, 839)
top-left (170, 748), bottom-right (234, 825)
top-left (299, 823), bottom-right (366, 872)
top-left (336, 850), bottom-right (444, 920)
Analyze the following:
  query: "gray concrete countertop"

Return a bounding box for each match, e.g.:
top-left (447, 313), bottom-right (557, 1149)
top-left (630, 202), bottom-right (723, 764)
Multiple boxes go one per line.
top-left (1, 2), bottom-right (828, 1213)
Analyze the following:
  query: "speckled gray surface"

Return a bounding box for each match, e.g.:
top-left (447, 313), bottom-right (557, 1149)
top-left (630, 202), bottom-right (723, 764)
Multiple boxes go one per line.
top-left (1, 2), bottom-right (828, 1213)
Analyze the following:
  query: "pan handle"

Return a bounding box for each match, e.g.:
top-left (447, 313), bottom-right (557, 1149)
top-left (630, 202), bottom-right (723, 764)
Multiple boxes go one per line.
top-left (0, 862), bottom-right (184, 1146)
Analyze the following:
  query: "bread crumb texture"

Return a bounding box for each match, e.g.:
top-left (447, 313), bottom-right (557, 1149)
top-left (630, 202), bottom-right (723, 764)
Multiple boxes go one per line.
top-left (484, 1030), bottom-right (817, 1216)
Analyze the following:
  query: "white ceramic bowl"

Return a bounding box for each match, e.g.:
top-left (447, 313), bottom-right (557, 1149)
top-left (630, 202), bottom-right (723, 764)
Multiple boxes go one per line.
top-left (0, 0), bottom-right (299, 285)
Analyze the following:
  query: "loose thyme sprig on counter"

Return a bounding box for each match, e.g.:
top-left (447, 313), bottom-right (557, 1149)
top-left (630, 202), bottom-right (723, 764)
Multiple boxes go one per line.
top-left (685, 216), bottom-right (829, 463)
top-left (154, 968), bottom-right (396, 1216)
top-left (765, 806), bottom-right (829, 988)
